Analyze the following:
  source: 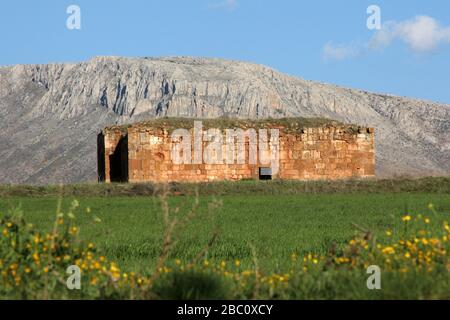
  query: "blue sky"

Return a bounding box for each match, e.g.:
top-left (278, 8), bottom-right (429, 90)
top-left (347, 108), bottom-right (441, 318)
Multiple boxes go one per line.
top-left (1, 0), bottom-right (450, 103)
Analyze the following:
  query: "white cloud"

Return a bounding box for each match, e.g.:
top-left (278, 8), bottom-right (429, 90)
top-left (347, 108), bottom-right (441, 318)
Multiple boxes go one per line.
top-left (323, 15), bottom-right (450, 61)
top-left (323, 42), bottom-right (361, 61)
top-left (370, 16), bottom-right (450, 53)
top-left (209, 0), bottom-right (239, 12)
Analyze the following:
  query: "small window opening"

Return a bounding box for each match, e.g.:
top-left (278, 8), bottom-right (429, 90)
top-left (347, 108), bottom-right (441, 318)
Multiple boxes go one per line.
top-left (259, 167), bottom-right (272, 180)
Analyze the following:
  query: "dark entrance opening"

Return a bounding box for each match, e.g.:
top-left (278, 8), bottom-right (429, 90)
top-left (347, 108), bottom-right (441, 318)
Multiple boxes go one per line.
top-left (97, 133), bottom-right (106, 182)
top-left (259, 167), bottom-right (272, 180)
top-left (109, 135), bottom-right (129, 182)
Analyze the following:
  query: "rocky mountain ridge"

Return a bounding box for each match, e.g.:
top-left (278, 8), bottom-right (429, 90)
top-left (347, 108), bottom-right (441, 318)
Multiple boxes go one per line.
top-left (0, 56), bottom-right (448, 184)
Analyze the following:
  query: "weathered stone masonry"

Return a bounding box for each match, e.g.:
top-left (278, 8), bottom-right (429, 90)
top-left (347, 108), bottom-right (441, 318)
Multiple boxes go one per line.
top-left (98, 119), bottom-right (375, 183)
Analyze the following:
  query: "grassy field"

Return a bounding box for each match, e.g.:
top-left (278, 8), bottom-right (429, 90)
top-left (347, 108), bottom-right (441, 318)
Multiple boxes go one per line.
top-left (1, 178), bottom-right (449, 299)
top-left (1, 176), bottom-right (450, 197)
top-left (1, 189), bottom-right (449, 273)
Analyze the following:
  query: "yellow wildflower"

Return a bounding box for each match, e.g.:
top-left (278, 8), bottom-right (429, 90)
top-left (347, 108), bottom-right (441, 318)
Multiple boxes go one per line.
top-left (382, 246), bottom-right (395, 254)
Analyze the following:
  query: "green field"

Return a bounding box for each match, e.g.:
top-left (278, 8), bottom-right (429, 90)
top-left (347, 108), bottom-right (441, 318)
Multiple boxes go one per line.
top-left (1, 188), bottom-right (449, 273)
top-left (1, 178), bottom-right (449, 299)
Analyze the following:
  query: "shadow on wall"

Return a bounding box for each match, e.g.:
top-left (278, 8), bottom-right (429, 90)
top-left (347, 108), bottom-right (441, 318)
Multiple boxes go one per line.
top-left (109, 135), bottom-right (129, 182)
top-left (97, 133), bottom-right (129, 183)
top-left (97, 133), bottom-right (105, 182)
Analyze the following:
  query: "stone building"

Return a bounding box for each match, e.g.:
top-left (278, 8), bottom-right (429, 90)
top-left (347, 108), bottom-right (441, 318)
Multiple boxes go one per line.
top-left (97, 118), bottom-right (375, 183)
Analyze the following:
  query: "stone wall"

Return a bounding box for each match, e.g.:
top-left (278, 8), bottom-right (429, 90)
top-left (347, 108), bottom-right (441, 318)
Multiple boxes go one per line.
top-left (278, 127), bottom-right (375, 180)
top-left (126, 126), bottom-right (258, 183)
top-left (100, 121), bottom-right (375, 183)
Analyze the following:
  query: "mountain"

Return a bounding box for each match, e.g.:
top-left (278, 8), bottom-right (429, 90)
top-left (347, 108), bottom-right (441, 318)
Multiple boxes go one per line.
top-left (0, 56), bottom-right (448, 184)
